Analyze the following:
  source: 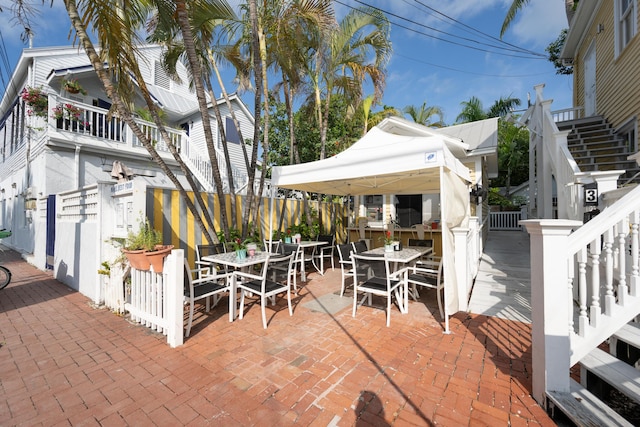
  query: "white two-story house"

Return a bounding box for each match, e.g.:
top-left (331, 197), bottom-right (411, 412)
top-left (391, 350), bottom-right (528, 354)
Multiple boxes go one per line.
top-left (0, 44), bottom-right (256, 271)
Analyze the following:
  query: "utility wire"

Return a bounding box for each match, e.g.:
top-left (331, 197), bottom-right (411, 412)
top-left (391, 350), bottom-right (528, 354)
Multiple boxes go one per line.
top-left (394, 51), bottom-right (552, 77)
top-left (337, 0), bottom-right (546, 59)
top-left (409, 0), bottom-right (546, 58)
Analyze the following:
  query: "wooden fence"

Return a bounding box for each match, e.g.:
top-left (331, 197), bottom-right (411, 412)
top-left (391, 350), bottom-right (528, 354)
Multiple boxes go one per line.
top-left (145, 188), bottom-right (349, 268)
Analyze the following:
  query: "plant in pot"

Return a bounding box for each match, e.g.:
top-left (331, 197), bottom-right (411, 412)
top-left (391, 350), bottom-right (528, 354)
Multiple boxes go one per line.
top-left (380, 230), bottom-right (395, 252)
top-left (122, 218), bottom-right (173, 272)
top-left (230, 238), bottom-right (250, 260)
top-left (62, 78), bottom-right (87, 95)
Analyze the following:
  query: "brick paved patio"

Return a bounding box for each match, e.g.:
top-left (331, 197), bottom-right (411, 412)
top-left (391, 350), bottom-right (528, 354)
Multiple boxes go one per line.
top-left (0, 248), bottom-right (556, 426)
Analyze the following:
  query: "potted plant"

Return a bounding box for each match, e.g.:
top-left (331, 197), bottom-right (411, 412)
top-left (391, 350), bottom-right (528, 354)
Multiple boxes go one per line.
top-left (230, 238), bottom-right (249, 260)
top-left (380, 230), bottom-right (395, 252)
top-left (62, 79), bottom-right (87, 95)
top-left (122, 218), bottom-right (173, 272)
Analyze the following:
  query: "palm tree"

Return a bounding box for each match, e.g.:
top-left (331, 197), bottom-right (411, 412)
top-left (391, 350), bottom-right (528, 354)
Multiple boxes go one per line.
top-left (403, 102), bottom-right (445, 128)
top-left (456, 96), bottom-right (521, 123)
top-left (311, 6), bottom-right (392, 159)
top-left (148, 0), bottom-right (249, 238)
top-left (60, 0), bottom-right (223, 244)
top-left (367, 104), bottom-right (403, 129)
top-left (501, 0), bottom-right (576, 37)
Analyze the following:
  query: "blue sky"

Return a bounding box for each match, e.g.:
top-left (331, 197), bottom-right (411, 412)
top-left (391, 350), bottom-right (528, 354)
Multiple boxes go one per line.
top-left (0, 0), bottom-right (571, 125)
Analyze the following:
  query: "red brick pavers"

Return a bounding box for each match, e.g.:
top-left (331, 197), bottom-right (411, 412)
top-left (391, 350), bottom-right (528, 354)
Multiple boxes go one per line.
top-left (0, 249), bottom-right (556, 426)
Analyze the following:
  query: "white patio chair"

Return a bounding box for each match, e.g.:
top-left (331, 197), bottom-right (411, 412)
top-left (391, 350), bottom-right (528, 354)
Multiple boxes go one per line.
top-left (405, 258), bottom-right (444, 320)
top-left (350, 253), bottom-right (406, 327)
top-left (183, 260), bottom-right (232, 337)
top-left (235, 253), bottom-right (295, 329)
top-left (313, 234), bottom-right (335, 273)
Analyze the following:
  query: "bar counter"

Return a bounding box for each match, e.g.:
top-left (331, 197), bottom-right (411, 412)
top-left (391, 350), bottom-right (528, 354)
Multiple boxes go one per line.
top-left (347, 226), bottom-right (442, 257)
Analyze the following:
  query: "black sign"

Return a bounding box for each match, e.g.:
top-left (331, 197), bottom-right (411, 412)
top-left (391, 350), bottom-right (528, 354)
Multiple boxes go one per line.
top-left (583, 183), bottom-right (598, 206)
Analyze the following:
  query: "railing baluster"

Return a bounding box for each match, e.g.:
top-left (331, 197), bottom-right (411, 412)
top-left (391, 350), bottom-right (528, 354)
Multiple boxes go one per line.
top-left (603, 228), bottom-right (615, 315)
top-left (568, 258), bottom-right (575, 332)
top-left (578, 247), bottom-right (588, 336)
top-left (589, 237), bottom-right (601, 327)
top-left (617, 219), bottom-right (628, 305)
top-left (630, 210), bottom-right (639, 296)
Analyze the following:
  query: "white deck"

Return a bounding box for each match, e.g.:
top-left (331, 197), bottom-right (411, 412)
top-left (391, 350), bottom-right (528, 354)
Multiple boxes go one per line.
top-left (468, 230), bottom-right (532, 323)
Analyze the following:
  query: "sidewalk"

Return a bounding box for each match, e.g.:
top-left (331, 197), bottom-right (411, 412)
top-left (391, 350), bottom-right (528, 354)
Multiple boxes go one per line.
top-left (0, 246), bottom-right (555, 426)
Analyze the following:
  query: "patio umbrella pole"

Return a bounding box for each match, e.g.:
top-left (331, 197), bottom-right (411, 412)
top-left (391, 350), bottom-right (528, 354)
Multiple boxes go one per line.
top-left (268, 186), bottom-right (276, 246)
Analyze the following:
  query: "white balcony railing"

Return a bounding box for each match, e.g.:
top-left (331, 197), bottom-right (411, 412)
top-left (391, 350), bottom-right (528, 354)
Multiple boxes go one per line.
top-left (50, 95), bottom-right (184, 154)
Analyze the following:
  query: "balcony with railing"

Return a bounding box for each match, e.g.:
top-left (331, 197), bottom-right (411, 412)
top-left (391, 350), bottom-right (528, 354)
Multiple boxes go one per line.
top-left (48, 95), bottom-right (184, 154)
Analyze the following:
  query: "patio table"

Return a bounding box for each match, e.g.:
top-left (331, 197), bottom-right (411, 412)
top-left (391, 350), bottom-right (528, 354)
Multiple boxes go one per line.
top-left (201, 251), bottom-right (281, 322)
top-left (361, 246), bottom-right (433, 313)
top-left (297, 240), bottom-right (328, 281)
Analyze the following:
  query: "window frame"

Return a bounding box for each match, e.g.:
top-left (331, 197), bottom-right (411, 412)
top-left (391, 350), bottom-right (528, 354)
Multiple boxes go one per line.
top-left (615, 0), bottom-right (637, 57)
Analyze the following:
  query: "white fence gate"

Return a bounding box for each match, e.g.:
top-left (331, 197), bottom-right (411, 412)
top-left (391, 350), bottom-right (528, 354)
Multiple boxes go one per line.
top-left (124, 250), bottom-right (184, 347)
top-left (489, 211), bottom-right (522, 230)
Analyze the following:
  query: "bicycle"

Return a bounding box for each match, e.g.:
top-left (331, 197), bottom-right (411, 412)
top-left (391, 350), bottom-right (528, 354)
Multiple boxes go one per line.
top-left (0, 229), bottom-right (12, 290)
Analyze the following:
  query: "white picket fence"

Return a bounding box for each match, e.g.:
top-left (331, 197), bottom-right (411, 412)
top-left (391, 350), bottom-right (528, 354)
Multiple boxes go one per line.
top-left (489, 211), bottom-right (522, 230)
top-left (123, 249), bottom-right (184, 347)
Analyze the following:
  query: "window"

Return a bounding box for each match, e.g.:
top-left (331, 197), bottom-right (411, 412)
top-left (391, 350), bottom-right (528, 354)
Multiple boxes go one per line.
top-left (154, 60), bottom-right (170, 90)
top-left (618, 118), bottom-right (637, 153)
top-left (225, 117), bottom-right (240, 144)
top-left (364, 195), bottom-right (383, 222)
top-left (616, 0), bottom-right (636, 55)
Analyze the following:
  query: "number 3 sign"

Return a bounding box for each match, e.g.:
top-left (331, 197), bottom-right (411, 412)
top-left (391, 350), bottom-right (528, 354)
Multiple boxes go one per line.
top-left (583, 183), bottom-right (598, 206)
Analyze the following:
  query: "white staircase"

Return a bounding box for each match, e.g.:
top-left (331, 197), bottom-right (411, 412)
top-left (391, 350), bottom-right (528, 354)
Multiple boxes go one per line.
top-left (523, 85), bottom-right (640, 424)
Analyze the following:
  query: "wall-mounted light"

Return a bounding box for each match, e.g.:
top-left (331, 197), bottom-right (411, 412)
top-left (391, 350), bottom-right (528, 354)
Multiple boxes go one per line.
top-left (100, 155), bottom-right (107, 167)
top-left (597, 23), bottom-right (604, 34)
top-left (470, 184), bottom-right (487, 205)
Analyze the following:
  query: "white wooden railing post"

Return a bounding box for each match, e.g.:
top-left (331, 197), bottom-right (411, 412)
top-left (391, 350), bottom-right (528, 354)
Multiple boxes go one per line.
top-left (522, 219), bottom-right (581, 406)
top-left (165, 249), bottom-right (184, 348)
top-left (453, 227), bottom-right (470, 311)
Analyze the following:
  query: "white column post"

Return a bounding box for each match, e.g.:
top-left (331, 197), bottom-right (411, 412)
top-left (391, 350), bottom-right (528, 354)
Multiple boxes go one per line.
top-left (522, 219), bottom-right (581, 406)
top-left (452, 227), bottom-right (469, 312)
top-left (165, 249), bottom-right (184, 348)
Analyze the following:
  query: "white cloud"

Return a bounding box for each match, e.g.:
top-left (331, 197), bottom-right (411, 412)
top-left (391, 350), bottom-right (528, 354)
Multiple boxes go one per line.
top-left (508, 0), bottom-right (568, 48)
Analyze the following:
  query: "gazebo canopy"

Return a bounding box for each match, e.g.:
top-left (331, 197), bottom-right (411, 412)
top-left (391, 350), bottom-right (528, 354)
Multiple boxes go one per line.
top-left (270, 120), bottom-right (474, 330)
top-left (270, 126), bottom-right (471, 195)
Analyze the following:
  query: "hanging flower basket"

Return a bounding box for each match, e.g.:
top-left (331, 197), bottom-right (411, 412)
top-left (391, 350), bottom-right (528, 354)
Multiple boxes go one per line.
top-left (20, 86), bottom-right (48, 119)
top-left (62, 79), bottom-right (87, 95)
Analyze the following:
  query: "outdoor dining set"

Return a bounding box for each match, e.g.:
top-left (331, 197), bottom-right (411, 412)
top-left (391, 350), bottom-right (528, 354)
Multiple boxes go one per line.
top-left (183, 235), bottom-right (444, 335)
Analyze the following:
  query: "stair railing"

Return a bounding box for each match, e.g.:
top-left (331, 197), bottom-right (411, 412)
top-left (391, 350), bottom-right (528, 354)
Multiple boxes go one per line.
top-left (523, 183), bottom-right (640, 405)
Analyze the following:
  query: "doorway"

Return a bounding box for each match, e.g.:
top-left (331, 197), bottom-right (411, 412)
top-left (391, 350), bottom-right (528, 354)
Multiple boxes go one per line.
top-left (395, 195), bottom-right (422, 227)
top-left (584, 41), bottom-right (596, 116)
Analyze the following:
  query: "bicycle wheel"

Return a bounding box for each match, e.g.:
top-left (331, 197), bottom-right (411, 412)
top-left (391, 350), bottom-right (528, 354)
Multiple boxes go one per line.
top-left (0, 265), bottom-right (11, 290)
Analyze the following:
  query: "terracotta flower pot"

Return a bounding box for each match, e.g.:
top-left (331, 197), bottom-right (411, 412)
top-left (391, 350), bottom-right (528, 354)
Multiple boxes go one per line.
top-left (122, 249), bottom-right (150, 270)
top-left (145, 245), bottom-right (174, 273)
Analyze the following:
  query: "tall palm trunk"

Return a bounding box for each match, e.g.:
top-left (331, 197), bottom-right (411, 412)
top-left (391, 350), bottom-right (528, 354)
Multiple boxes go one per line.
top-left (204, 77), bottom-right (237, 224)
top-left (247, 0), bottom-right (267, 233)
top-left (63, 0), bottom-right (218, 244)
top-left (175, 0), bottom-right (231, 238)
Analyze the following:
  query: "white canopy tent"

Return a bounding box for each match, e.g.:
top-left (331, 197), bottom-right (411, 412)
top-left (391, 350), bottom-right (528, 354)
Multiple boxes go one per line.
top-left (270, 122), bottom-right (472, 332)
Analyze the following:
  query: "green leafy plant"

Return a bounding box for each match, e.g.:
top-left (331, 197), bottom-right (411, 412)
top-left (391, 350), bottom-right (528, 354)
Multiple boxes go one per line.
top-left (97, 261), bottom-right (111, 276)
top-left (379, 230), bottom-right (394, 245)
top-left (229, 238), bottom-right (250, 251)
top-left (62, 79), bottom-right (87, 95)
top-left (124, 218), bottom-right (162, 251)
